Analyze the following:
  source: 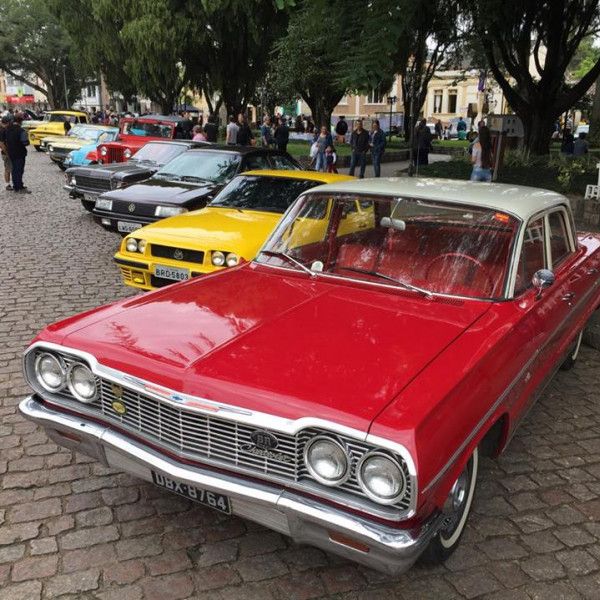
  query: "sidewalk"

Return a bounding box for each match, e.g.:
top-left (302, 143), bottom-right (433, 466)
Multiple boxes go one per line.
top-left (342, 153), bottom-right (452, 178)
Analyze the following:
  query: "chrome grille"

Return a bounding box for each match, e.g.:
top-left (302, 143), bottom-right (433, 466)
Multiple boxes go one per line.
top-left (95, 379), bottom-right (412, 510)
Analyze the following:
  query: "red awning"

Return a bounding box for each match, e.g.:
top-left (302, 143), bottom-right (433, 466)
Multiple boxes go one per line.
top-left (6, 95), bottom-right (35, 104)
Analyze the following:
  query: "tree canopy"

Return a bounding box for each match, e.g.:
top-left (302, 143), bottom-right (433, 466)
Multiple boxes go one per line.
top-left (0, 0), bottom-right (88, 108)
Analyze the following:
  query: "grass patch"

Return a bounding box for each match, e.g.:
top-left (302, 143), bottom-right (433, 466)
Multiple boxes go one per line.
top-left (415, 155), bottom-right (597, 195)
top-left (432, 139), bottom-right (470, 149)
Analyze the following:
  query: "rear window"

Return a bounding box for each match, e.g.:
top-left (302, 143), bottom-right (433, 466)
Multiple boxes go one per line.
top-left (210, 176), bottom-right (319, 214)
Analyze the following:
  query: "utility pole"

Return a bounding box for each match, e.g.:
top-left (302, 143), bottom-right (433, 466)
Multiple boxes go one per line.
top-left (62, 64), bottom-right (69, 109)
top-left (387, 95), bottom-right (397, 143)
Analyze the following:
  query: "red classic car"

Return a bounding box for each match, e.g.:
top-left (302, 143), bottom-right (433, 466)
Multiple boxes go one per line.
top-left (97, 115), bottom-right (192, 164)
top-left (20, 178), bottom-right (600, 573)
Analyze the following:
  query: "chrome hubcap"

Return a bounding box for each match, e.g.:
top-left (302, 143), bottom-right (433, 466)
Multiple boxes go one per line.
top-left (442, 464), bottom-right (470, 533)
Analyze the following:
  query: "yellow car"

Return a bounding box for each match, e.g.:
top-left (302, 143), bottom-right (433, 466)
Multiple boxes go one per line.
top-left (28, 110), bottom-right (89, 150)
top-left (114, 170), bottom-right (353, 290)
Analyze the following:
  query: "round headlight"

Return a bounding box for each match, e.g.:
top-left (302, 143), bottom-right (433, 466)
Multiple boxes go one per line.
top-left (100, 147), bottom-right (107, 156)
top-left (211, 251), bottom-right (225, 267)
top-left (48, 145), bottom-right (54, 152)
top-left (126, 238), bottom-right (138, 253)
top-left (304, 436), bottom-right (350, 486)
top-left (357, 452), bottom-right (406, 504)
top-left (225, 253), bottom-right (239, 267)
top-left (34, 353), bottom-right (66, 392)
top-left (70, 176), bottom-right (76, 186)
top-left (124, 148), bottom-right (132, 159)
top-left (67, 363), bottom-right (98, 403)
top-left (137, 239), bottom-right (146, 253)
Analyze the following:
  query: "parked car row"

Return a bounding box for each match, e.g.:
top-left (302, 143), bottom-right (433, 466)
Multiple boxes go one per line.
top-left (20, 113), bottom-right (600, 574)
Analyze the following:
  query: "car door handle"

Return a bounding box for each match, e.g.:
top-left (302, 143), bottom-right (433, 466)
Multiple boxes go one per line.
top-left (562, 292), bottom-right (576, 302)
top-left (587, 267), bottom-right (598, 275)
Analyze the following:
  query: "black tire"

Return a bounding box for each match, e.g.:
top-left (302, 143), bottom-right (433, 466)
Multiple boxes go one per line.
top-left (420, 447), bottom-right (479, 565)
top-left (561, 331), bottom-right (583, 371)
top-left (80, 199), bottom-right (95, 212)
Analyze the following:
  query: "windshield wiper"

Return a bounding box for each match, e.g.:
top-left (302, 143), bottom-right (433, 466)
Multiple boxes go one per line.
top-left (180, 175), bottom-right (209, 183)
top-left (259, 250), bottom-right (315, 276)
top-left (335, 266), bottom-right (434, 298)
top-left (154, 172), bottom-right (181, 181)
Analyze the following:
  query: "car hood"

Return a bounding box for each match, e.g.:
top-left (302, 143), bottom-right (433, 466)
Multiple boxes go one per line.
top-left (50, 137), bottom-right (93, 150)
top-left (103, 178), bottom-right (219, 206)
top-left (45, 265), bottom-right (490, 432)
top-left (67, 162), bottom-right (154, 178)
top-left (135, 207), bottom-right (281, 251)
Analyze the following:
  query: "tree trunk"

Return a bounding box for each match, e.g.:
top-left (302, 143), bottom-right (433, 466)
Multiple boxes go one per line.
top-left (522, 109), bottom-right (555, 155)
top-left (589, 75), bottom-right (600, 147)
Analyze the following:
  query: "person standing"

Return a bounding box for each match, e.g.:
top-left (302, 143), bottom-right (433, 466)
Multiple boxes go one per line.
top-left (434, 119), bottom-right (443, 139)
top-left (0, 115), bottom-right (30, 193)
top-left (470, 125), bottom-right (494, 182)
top-left (203, 115), bottom-right (218, 143)
top-left (0, 117), bottom-right (12, 190)
top-left (237, 115), bottom-right (254, 146)
top-left (335, 116), bottom-right (348, 143)
top-left (313, 125), bottom-right (333, 172)
top-left (370, 119), bottom-right (386, 177)
top-left (226, 115), bottom-right (239, 145)
top-left (192, 125), bottom-right (207, 141)
top-left (573, 132), bottom-right (589, 156)
top-left (415, 119), bottom-right (433, 166)
top-left (456, 116), bottom-right (467, 140)
top-left (349, 120), bottom-right (370, 178)
top-left (274, 118), bottom-right (290, 153)
top-left (260, 116), bottom-right (273, 147)
top-left (561, 129), bottom-right (575, 155)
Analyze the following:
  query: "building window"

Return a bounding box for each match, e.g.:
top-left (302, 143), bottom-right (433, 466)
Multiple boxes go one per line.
top-left (86, 85), bottom-right (97, 98)
top-left (447, 90), bottom-right (458, 114)
top-left (433, 90), bottom-right (443, 113)
top-left (367, 85), bottom-right (386, 104)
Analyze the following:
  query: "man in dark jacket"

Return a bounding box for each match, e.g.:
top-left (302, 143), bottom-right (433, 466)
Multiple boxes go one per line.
top-left (0, 115), bottom-right (30, 193)
top-left (415, 119), bottom-right (433, 166)
top-left (370, 120), bottom-right (386, 177)
top-left (236, 114), bottom-right (254, 146)
top-left (349, 120), bottom-right (370, 178)
top-left (274, 119), bottom-right (290, 153)
top-left (335, 116), bottom-right (348, 143)
top-left (203, 115), bottom-right (218, 143)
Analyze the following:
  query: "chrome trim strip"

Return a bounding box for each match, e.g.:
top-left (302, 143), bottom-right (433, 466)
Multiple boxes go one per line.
top-left (24, 341), bottom-right (418, 518)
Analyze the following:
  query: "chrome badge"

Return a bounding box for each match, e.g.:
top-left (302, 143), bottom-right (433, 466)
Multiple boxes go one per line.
top-left (128, 203), bottom-right (136, 213)
top-left (173, 249), bottom-right (184, 260)
top-left (241, 430), bottom-right (292, 463)
top-left (250, 430), bottom-right (279, 450)
top-left (111, 400), bottom-right (127, 415)
top-left (111, 383), bottom-right (124, 398)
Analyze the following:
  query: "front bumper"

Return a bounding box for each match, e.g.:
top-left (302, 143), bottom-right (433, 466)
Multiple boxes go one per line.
top-left (19, 395), bottom-right (440, 574)
top-left (113, 252), bottom-right (220, 290)
top-left (92, 209), bottom-right (157, 232)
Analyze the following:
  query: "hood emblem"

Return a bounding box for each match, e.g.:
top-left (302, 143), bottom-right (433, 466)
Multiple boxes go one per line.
top-left (250, 430), bottom-right (279, 450)
top-left (173, 249), bottom-right (184, 260)
top-left (241, 430), bottom-right (291, 463)
top-left (111, 383), bottom-right (124, 398)
top-left (111, 400), bottom-right (127, 415)
top-left (128, 203), bottom-right (136, 213)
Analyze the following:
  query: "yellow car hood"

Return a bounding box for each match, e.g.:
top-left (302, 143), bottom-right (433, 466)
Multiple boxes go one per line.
top-left (31, 123), bottom-right (71, 137)
top-left (138, 207), bottom-right (282, 256)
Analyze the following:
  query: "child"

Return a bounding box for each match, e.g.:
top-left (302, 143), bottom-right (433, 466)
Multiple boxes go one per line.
top-left (325, 145), bottom-right (337, 173)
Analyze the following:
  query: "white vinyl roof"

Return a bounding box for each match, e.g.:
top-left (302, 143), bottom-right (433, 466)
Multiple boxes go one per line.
top-left (308, 177), bottom-right (570, 222)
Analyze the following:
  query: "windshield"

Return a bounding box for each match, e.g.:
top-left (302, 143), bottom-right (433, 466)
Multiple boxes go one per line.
top-left (131, 142), bottom-right (186, 165)
top-left (257, 193), bottom-right (518, 300)
top-left (153, 151), bottom-right (241, 184)
top-left (122, 121), bottom-right (173, 138)
top-left (68, 126), bottom-right (106, 140)
top-left (210, 176), bottom-right (320, 213)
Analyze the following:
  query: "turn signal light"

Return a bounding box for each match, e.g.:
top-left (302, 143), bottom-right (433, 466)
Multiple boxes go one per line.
top-left (132, 272), bottom-right (145, 285)
top-left (328, 530), bottom-right (370, 553)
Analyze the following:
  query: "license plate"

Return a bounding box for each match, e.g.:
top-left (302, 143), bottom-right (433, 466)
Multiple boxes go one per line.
top-left (83, 193), bottom-right (97, 202)
top-left (117, 221), bottom-right (142, 233)
top-left (151, 471), bottom-right (231, 513)
top-left (154, 264), bottom-right (189, 282)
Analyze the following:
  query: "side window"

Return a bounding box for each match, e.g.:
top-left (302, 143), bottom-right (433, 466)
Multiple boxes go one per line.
top-left (548, 211), bottom-right (572, 268)
top-left (515, 217), bottom-right (546, 295)
top-left (244, 154), bottom-right (271, 171)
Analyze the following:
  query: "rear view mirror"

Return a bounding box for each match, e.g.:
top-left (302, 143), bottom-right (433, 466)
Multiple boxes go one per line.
top-left (380, 216), bottom-right (406, 231)
top-left (532, 269), bottom-right (555, 299)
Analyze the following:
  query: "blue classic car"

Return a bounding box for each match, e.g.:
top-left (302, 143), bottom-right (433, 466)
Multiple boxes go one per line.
top-left (56, 126), bottom-right (120, 169)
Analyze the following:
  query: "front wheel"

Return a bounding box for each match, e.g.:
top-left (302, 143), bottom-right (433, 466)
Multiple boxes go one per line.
top-left (420, 447), bottom-right (479, 564)
top-left (561, 331), bottom-right (583, 371)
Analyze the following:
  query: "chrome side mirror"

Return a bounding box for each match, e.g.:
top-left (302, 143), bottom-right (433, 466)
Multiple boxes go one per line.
top-left (532, 269), bottom-right (555, 299)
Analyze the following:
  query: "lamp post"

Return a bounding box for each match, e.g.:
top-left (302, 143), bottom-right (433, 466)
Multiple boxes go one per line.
top-left (62, 64), bottom-right (69, 109)
top-left (387, 95), bottom-right (397, 142)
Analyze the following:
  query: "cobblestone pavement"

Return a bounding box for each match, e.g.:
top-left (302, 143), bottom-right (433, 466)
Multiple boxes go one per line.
top-left (1, 152), bottom-right (600, 600)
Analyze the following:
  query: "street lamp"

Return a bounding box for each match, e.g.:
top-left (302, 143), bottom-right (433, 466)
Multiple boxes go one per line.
top-left (387, 95), bottom-right (397, 142)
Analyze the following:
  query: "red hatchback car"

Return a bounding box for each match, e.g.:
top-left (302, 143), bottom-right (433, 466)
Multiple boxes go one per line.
top-left (97, 115), bottom-right (191, 164)
top-left (20, 178), bottom-right (600, 573)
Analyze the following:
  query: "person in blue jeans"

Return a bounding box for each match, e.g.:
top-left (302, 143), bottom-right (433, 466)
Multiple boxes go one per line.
top-left (349, 119), bottom-right (370, 178)
top-left (470, 125), bottom-right (493, 182)
top-left (0, 115), bottom-right (30, 193)
top-left (370, 119), bottom-right (386, 177)
top-left (313, 125), bottom-right (333, 172)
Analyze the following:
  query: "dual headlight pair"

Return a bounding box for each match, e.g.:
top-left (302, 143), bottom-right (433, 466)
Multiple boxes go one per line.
top-left (126, 238), bottom-right (146, 253)
top-left (34, 353), bottom-right (97, 403)
top-left (99, 147), bottom-right (132, 158)
top-left (304, 436), bottom-right (407, 505)
top-left (212, 251), bottom-right (239, 268)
